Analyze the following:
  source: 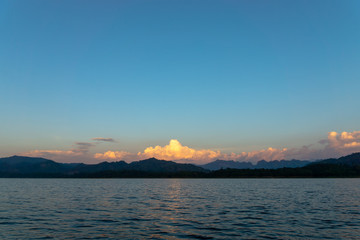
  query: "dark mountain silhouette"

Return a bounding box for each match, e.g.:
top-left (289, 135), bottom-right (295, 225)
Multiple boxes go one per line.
top-left (0, 155), bottom-right (53, 165)
top-left (0, 156), bottom-right (206, 177)
top-left (127, 158), bottom-right (206, 172)
top-left (0, 155), bottom-right (74, 173)
top-left (200, 160), bottom-right (253, 170)
top-left (309, 152), bottom-right (360, 166)
top-left (200, 159), bottom-right (312, 170)
top-left (254, 159), bottom-right (312, 169)
top-left (0, 152), bottom-right (359, 177)
top-left (207, 153), bottom-right (360, 178)
top-left (71, 161), bottom-right (128, 174)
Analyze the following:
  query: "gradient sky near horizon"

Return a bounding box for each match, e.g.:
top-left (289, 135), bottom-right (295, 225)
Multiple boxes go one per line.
top-left (1, 0), bottom-right (360, 163)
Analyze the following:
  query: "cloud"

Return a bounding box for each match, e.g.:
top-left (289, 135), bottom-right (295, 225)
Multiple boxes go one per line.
top-left (76, 142), bottom-right (95, 147)
top-left (327, 131), bottom-right (360, 148)
top-left (20, 141), bottom-right (97, 163)
top-left (231, 131), bottom-right (360, 161)
top-left (136, 140), bottom-right (291, 163)
top-left (74, 142), bottom-right (95, 154)
top-left (223, 147), bottom-right (289, 162)
top-left (320, 131), bottom-right (360, 157)
top-left (94, 151), bottom-right (133, 161)
top-left (22, 149), bottom-right (84, 162)
top-left (92, 137), bottom-right (116, 142)
top-left (20, 131), bottom-right (360, 164)
top-left (137, 139), bottom-right (222, 163)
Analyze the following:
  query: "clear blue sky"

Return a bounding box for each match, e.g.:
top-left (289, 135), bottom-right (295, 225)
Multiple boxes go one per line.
top-left (1, 0), bottom-right (359, 161)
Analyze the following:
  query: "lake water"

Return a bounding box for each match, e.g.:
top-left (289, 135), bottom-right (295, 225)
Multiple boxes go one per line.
top-left (0, 178), bottom-right (359, 239)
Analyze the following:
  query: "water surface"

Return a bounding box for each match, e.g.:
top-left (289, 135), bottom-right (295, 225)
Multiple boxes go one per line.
top-left (1, 178), bottom-right (359, 239)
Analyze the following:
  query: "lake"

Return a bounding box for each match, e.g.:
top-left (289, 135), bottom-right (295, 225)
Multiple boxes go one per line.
top-left (0, 178), bottom-right (359, 239)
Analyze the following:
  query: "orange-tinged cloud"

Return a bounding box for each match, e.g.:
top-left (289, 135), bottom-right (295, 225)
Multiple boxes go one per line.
top-left (20, 131), bottom-right (360, 164)
top-left (137, 139), bottom-right (221, 163)
top-left (344, 142), bottom-right (360, 148)
top-left (23, 149), bottom-right (83, 157)
top-left (313, 130), bottom-right (360, 158)
top-left (94, 151), bottom-right (132, 160)
top-left (327, 131), bottom-right (360, 149)
top-left (225, 147), bottom-right (289, 162)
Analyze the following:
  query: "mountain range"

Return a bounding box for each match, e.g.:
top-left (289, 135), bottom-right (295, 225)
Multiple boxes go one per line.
top-left (0, 152), bottom-right (359, 177)
top-left (0, 156), bottom-right (205, 177)
top-left (200, 159), bottom-right (312, 170)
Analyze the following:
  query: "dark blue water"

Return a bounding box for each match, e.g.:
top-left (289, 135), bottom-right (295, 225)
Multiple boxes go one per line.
top-left (0, 178), bottom-right (359, 239)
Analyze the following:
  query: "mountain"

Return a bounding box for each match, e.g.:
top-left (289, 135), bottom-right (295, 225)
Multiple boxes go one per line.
top-left (1, 153), bottom-right (360, 178)
top-left (0, 155), bottom-right (50, 165)
top-left (254, 159), bottom-right (312, 169)
top-left (0, 156), bottom-right (206, 177)
top-left (128, 158), bottom-right (206, 172)
top-left (200, 159), bottom-right (312, 170)
top-left (0, 156), bottom-right (73, 174)
top-left (310, 152), bottom-right (360, 166)
top-left (201, 160), bottom-right (253, 171)
top-left (71, 161), bottom-right (128, 174)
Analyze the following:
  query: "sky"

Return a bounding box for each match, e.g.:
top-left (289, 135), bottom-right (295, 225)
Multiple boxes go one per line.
top-left (1, 0), bottom-right (360, 164)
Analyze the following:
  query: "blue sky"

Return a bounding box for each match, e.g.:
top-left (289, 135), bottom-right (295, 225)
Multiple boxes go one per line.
top-left (1, 1), bottom-right (360, 163)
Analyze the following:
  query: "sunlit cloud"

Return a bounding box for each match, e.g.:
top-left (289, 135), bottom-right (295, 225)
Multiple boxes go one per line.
top-left (135, 140), bottom-right (292, 163)
top-left (223, 147), bottom-right (289, 162)
top-left (327, 131), bottom-right (360, 148)
top-left (320, 131), bottom-right (360, 156)
top-left (137, 139), bottom-right (221, 163)
top-left (92, 137), bottom-right (116, 142)
top-left (94, 151), bottom-right (133, 161)
top-left (20, 131), bottom-right (360, 164)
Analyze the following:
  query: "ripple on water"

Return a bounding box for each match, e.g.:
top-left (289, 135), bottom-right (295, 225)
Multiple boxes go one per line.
top-left (0, 178), bottom-right (360, 240)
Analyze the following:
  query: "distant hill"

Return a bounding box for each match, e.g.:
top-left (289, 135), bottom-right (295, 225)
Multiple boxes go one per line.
top-left (0, 156), bottom-right (206, 177)
top-left (207, 153), bottom-right (360, 178)
top-left (201, 153), bottom-right (360, 171)
top-left (310, 152), bottom-right (360, 166)
top-left (200, 159), bottom-right (312, 170)
top-left (200, 160), bottom-right (253, 171)
top-left (0, 155), bottom-right (51, 165)
top-left (254, 159), bottom-right (312, 169)
top-left (127, 158), bottom-right (206, 172)
top-left (71, 161), bottom-right (128, 174)
top-left (0, 156), bottom-right (74, 174)
top-left (1, 153), bottom-right (360, 178)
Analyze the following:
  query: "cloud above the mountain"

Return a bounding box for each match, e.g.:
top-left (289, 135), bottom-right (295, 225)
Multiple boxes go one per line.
top-left (136, 139), bottom-right (221, 163)
top-left (319, 131), bottom-right (360, 156)
top-left (24, 149), bottom-right (81, 157)
top-left (92, 140), bottom-right (290, 164)
top-left (20, 131), bottom-right (360, 164)
top-left (92, 137), bottom-right (116, 142)
top-left (94, 151), bottom-right (132, 160)
top-left (134, 140), bottom-right (296, 163)
top-left (134, 131), bottom-right (360, 163)
top-left (222, 147), bottom-right (289, 162)
top-left (74, 142), bottom-right (95, 154)
top-left (227, 131), bottom-right (360, 161)
top-left (21, 149), bottom-right (88, 163)
top-left (21, 139), bottom-right (100, 163)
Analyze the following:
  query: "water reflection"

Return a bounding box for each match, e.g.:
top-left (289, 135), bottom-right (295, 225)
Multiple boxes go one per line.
top-left (0, 179), bottom-right (360, 239)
